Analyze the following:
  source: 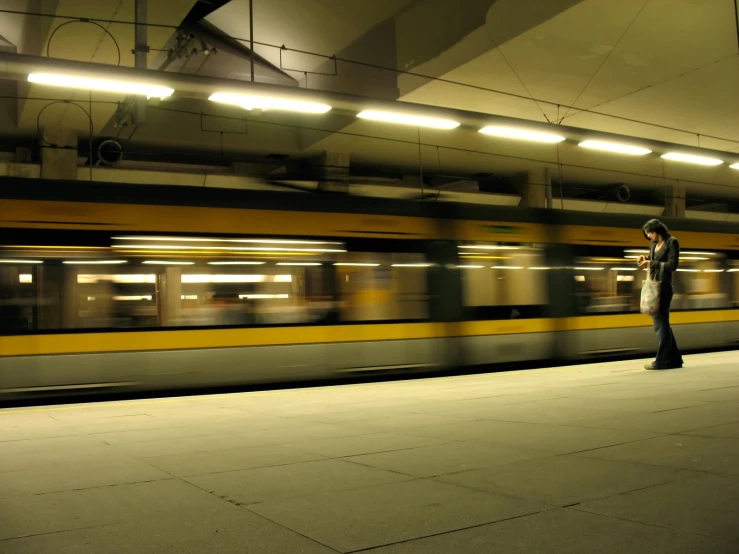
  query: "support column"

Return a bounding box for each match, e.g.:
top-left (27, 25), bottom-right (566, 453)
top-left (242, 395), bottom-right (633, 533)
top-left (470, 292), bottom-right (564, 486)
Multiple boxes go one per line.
top-left (40, 127), bottom-right (78, 180)
top-left (517, 168), bottom-right (551, 209)
top-left (664, 182), bottom-right (686, 218)
top-left (36, 264), bottom-right (63, 330)
top-left (158, 267), bottom-right (182, 327)
top-left (317, 151), bottom-right (350, 193)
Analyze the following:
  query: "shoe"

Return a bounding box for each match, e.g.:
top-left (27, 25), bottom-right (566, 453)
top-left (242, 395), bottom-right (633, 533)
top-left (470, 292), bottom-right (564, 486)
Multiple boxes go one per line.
top-left (645, 362), bottom-right (682, 370)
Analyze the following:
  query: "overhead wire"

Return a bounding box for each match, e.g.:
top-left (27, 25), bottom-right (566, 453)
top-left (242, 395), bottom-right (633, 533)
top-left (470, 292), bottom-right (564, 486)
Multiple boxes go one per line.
top-left (482, 26), bottom-right (551, 123)
top-left (560, 0), bottom-right (652, 122)
top-left (46, 19), bottom-right (122, 66)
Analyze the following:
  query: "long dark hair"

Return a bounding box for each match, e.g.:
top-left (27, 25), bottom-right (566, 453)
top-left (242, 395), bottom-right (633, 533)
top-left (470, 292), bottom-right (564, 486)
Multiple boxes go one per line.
top-left (643, 219), bottom-right (670, 240)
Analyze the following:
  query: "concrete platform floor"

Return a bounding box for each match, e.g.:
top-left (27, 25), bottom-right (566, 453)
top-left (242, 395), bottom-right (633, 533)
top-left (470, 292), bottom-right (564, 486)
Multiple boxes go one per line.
top-left (1, 351), bottom-right (738, 553)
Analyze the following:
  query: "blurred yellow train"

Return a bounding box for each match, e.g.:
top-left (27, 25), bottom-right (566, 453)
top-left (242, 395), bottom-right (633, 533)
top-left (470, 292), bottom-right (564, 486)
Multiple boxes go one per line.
top-left (1, 177), bottom-right (738, 399)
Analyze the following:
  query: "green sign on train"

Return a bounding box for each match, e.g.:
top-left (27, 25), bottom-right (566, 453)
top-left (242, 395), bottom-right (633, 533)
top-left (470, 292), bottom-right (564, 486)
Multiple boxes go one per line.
top-left (481, 225), bottom-right (522, 234)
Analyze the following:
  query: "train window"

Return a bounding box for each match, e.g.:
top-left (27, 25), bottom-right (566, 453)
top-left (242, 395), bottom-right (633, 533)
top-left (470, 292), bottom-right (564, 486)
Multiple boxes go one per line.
top-left (76, 270), bottom-right (158, 328)
top-left (0, 261), bottom-right (39, 333)
top-left (0, 234), bottom-right (430, 333)
top-left (458, 242), bottom-right (548, 320)
top-left (336, 252), bottom-right (429, 322)
top-left (573, 247), bottom-right (732, 314)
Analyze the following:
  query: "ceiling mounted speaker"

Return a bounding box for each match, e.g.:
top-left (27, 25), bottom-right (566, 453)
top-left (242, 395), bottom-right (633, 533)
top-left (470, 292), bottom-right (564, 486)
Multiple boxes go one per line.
top-left (96, 139), bottom-right (123, 166)
top-left (615, 184), bottom-right (631, 203)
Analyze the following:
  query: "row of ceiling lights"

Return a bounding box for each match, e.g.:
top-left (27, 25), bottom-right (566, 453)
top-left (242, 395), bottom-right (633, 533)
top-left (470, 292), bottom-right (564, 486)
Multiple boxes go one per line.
top-left (0, 258), bottom-right (429, 267)
top-left (28, 73), bottom-right (737, 169)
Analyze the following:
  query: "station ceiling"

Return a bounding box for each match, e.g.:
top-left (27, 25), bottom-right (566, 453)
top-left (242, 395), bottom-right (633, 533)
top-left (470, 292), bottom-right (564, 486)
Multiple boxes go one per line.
top-left (0, 0), bottom-right (738, 204)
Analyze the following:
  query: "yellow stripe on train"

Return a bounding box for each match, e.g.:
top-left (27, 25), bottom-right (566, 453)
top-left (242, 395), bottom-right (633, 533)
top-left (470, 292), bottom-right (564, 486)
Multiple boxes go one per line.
top-left (1, 310), bottom-right (736, 357)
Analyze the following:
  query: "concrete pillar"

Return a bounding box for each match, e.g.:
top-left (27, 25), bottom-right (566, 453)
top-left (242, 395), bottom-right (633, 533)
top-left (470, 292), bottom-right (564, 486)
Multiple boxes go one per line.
top-left (61, 269), bottom-right (78, 329)
top-left (0, 266), bottom-right (22, 333)
top-left (517, 168), bottom-right (551, 209)
top-left (158, 267), bottom-right (182, 326)
top-left (664, 183), bottom-right (686, 218)
top-left (317, 151), bottom-right (350, 193)
top-left (36, 264), bottom-right (63, 330)
top-left (40, 127), bottom-right (78, 180)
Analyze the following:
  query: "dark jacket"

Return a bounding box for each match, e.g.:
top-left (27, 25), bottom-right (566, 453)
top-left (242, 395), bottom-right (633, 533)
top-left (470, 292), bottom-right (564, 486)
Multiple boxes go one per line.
top-left (647, 235), bottom-right (679, 285)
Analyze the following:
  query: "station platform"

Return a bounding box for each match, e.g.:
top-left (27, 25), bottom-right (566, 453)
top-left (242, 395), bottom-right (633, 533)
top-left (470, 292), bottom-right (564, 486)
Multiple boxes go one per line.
top-left (1, 351), bottom-right (738, 553)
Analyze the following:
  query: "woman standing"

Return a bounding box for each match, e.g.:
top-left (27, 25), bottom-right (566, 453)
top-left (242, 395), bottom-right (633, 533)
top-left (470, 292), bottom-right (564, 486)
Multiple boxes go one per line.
top-left (637, 219), bottom-right (683, 370)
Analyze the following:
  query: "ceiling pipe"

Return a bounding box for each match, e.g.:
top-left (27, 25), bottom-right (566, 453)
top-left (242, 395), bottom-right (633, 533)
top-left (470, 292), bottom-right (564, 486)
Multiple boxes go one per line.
top-left (2, 51), bottom-right (739, 163)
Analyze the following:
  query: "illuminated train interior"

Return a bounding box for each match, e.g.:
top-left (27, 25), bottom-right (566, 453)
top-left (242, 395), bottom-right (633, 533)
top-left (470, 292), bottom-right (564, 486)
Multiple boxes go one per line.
top-left (2, 235), bottom-right (738, 336)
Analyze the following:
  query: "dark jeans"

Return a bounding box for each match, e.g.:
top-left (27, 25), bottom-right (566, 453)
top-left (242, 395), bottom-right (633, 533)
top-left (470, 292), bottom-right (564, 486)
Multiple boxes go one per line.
top-left (652, 285), bottom-right (683, 368)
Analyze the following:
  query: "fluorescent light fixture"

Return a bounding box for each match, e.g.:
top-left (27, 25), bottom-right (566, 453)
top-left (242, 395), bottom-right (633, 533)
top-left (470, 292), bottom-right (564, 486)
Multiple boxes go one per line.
top-left (142, 261), bottom-right (194, 265)
top-left (574, 275), bottom-right (586, 282)
top-left (574, 267), bottom-right (604, 271)
top-left (181, 295), bottom-right (198, 300)
top-left (356, 110), bottom-right (460, 129)
top-left (113, 295), bottom-right (153, 301)
top-left (728, 268), bottom-right (739, 272)
top-left (334, 263), bottom-right (381, 267)
top-left (617, 275), bottom-right (635, 282)
top-left (217, 274), bottom-right (269, 283)
top-left (0, 259), bottom-right (43, 264)
top-left (459, 254), bottom-right (509, 259)
top-left (681, 251), bottom-right (716, 256)
top-left (181, 274), bottom-right (267, 284)
top-left (458, 245), bottom-right (520, 250)
top-left (661, 152), bottom-right (723, 166)
top-left (391, 263), bottom-right (432, 267)
top-left (115, 244), bottom-right (345, 253)
top-left (78, 274), bottom-right (156, 284)
top-left (479, 125), bottom-right (565, 143)
top-left (456, 265), bottom-right (485, 269)
top-left (679, 257), bottom-right (709, 261)
top-left (528, 267), bottom-right (552, 270)
top-left (114, 236), bottom-right (341, 245)
top-left (63, 260), bottom-right (127, 265)
top-left (28, 73), bottom-right (173, 99)
top-left (730, 163), bottom-right (739, 169)
top-left (610, 267), bottom-right (638, 271)
top-left (276, 262), bottom-right (322, 266)
top-left (19, 274), bottom-right (33, 283)
top-left (209, 92), bottom-right (331, 114)
top-left (578, 140), bottom-right (651, 155)
top-left (624, 249), bottom-right (650, 254)
top-left (239, 294), bottom-right (289, 299)
top-left (207, 261), bottom-right (266, 265)
top-left (676, 269), bottom-right (700, 272)
top-left (180, 274), bottom-right (290, 283)
top-left (704, 269), bottom-right (725, 273)
top-left (491, 266), bottom-right (524, 269)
